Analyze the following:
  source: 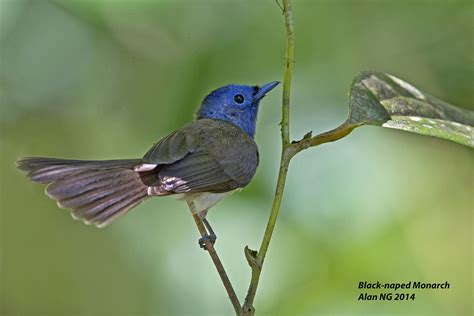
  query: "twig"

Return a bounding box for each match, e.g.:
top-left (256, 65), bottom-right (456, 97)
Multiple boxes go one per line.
top-left (280, 0), bottom-right (294, 147)
top-left (187, 201), bottom-right (242, 315)
top-left (242, 0), bottom-right (295, 314)
top-left (274, 0), bottom-right (284, 13)
top-left (291, 121), bottom-right (357, 153)
top-left (190, 1), bottom-right (358, 314)
top-left (241, 1), bottom-right (360, 314)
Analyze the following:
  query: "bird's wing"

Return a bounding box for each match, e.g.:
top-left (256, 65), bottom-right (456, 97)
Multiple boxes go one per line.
top-left (143, 128), bottom-right (199, 165)
top-left (142, 119), bottom-right (259, 194)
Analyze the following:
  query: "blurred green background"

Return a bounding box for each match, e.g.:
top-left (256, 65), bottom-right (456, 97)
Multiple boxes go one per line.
top-left (1, 0), bottom-right (473, 315)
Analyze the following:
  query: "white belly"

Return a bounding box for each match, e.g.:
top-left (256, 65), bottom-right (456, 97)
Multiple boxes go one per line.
top-left (179, 191), bottom-right (234, 215)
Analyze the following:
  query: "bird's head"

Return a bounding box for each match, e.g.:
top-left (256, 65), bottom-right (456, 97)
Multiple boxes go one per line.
top-left (196, 81), bottom-right (280, 138)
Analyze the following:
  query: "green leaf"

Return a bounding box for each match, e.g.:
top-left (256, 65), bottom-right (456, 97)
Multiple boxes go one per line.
top-left (347, 71), bottom-right (474, 147)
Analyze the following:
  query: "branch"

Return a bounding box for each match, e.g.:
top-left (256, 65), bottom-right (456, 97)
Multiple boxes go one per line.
top-left (291, 121), bottom-right (357, 153)
top-left (280, 0), bottom-right (294, 147)
top-left (194, 0), bottom-right (356, 314)
top-left (242, 0), bottom-right (295, 314)
top-left (187, 201), bottom-right (242, 315)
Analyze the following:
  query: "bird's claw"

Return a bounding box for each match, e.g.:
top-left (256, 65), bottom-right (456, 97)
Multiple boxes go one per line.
top-left (198, 234), bottom-right (217, 250)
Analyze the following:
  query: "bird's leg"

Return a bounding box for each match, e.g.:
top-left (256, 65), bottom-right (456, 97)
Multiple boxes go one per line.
top-left (198, 217), bottom-right (217, 249)
top-left (196, 210), bottom-right (216, 249)
top-left (191, 214), bottom-right (210, 250)
top-left (187, 204), bottom-right (213, 250)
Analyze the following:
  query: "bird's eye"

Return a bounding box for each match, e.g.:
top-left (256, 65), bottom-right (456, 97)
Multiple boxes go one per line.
top-left (233, 94), bottom-right (244, 104)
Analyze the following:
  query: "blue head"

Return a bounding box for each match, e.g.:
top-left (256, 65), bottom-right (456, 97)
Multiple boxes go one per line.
top-left (196, 81), bottom-right (280, 138)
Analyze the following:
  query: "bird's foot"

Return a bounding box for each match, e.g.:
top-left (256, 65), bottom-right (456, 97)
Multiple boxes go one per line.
top-left (198, 234), bottom-right (217, 250)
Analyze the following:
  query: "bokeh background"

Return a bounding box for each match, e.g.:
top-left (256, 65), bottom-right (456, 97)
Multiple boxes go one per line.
top-left (1, 0), bottom-right (473, 315)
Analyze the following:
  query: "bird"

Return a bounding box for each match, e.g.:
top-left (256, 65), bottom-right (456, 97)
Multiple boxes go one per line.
top-left (17, 81), bottom-right (279, 248)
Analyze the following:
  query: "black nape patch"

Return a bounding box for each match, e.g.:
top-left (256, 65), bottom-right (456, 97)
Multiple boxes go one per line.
top-left (252, 85), bottom-right (259, 95)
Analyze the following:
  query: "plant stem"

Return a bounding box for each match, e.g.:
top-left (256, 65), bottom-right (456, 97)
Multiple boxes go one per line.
top-left (292, 121), bottom-right (357, 153)
top-left (281, 0), bottom-right (294, 146)
top-left (242, 154), bottom-right (292, 314)
top-left (194, 0), bottom-right (357, 314)
top-left (187, 201), bottom-right (242, 315)
top-left (242, 1), bottom-right (295, 314)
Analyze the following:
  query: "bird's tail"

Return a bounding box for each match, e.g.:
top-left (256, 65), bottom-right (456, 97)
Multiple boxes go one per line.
top-left (17, 157), bottom-right (151, 227)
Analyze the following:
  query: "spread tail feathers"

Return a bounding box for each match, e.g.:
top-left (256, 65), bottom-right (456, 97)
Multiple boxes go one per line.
top-left (17, 157), bottom-right (151, 228)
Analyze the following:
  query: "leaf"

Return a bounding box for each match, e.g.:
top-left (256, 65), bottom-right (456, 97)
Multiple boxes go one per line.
top-left (346, 71), bottom-right (474, 147)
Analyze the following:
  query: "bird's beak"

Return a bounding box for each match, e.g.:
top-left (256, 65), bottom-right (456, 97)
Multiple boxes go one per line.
top-left (253, 81), bottom-right (280, 101)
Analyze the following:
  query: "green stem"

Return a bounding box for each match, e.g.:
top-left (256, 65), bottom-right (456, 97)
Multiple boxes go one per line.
top-left (242, 152), bottom-right (293, 314)
top-left (242, 1), bottom-right (358, 314)
top-left (292, 121), bottom-right (357, 153)
top-left (242, 0), bottom-right (295, 314)
top-left (281, 0), bottom-right (294, 146)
